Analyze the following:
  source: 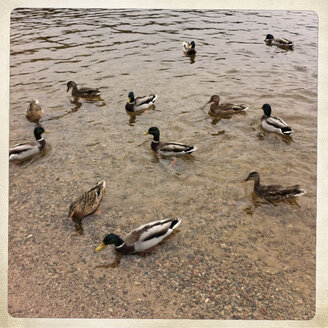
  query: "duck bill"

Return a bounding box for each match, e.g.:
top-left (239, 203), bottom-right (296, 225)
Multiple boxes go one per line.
top-left (95, 242), bottom-right (106, 252)
top-left (241, 179), bottom-right (248, 183)
top-left (143, 132), bottom-right (149, 135)
top-left (44, 130), bottom-right (50, 133)
top-left (127, 98), bottom-right (131, 103)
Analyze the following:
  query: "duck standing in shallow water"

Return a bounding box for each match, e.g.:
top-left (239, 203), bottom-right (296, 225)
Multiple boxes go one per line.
top-left (242, 171), bottom-right (306, 202)
top-left (9, 126), bottom-right (48, 162)
top-left (68, 180), bottom-right (106, 221)
top-left (66, 81), bottom-right (101, 98)
top-left (206, 95), bottom-right (248, 115)
top-left (182, 41), bottom-right (196, 55)
top-left (260, 103), bottom-right (292, 135)
top-left (125, 91), bottom-right (157, 112)
top-left (264, 34), bottom-right (293, 48)
top-left (95, 218), bottom-right (181, 255)
top-left (144, 127), bottom-right (197, 156)
top-left (25, 99), bottom-right (44, 123)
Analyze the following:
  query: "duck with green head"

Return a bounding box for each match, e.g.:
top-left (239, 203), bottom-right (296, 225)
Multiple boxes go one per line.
top-left (9, 126), bottom-right (48, 162)
top-left (260, 103), bottom-right (292, 135)
top-left (125, 91), bottom-right (157, 112)
top-left (242, 171), bottom-right (306, 202)
top-left (183, 41), bottom-right (196, 55)
top-left (95, 218), bottom-right (181, 255)
top-left (67, 81), bottom-right (101, 98)
top-left (144, 127), bottom-right (197, 156)
top-left (264, 34), bottom-right (293, 47)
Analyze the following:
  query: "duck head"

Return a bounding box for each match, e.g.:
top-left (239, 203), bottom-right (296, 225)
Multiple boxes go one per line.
top-left (207, 95), bottom-right (220, 104)
top-left (260, 103), bottom-right (272, 116)
top-left (95, 233), bottom-right (124, 252)
top-left (127, 91), bottom-right (135, 103)
top-left (67, 81), bottom-right (77, 92)
top-left (242, 171), bottom-right (260, 183)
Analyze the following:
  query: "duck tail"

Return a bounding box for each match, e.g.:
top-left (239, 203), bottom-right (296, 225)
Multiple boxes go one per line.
top-left (281, 127), bottom-right (293, 135)
top-left (185, 146), bottom-right (197, 154)
top-left (152, 94), bottom-right (158, 103)
top-left (170, 218), bottom-right (181, 230)
top-left (295, 189), bottom-right (306, 197)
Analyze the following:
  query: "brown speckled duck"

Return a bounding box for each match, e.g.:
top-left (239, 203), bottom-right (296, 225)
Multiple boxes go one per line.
top-left (25, 99), bottom-right (44, 123)
top-left (207, 95), bottom-right (248, 115)
top-left (95, 218), bottom-right (181, 255)
top-left (67, 81), bottom-right (101, 98)
top-left (68, 180), bottom-right (105, 221)
top-left (242, 171), bottom-right (306, 202)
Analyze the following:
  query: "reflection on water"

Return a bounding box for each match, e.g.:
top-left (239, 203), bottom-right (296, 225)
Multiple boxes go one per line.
top-left (9, 8), bottom-right (317, 319)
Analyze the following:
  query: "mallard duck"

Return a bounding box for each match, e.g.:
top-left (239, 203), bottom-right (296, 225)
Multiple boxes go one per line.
top-left (260, 103), bottom-right (292, 135)
top-left (25, 99), bottom-right (44, 123)
top-left (9, 126), bottom-right (48, 162)
top-left (264, 34), bottom-right (293, 47)
top-left (66, 81), bottom-right (101, 98)
top-left (95, 218), bottom-right (181, 255)
top-left (125, 91), bottom-right (157, 112)
top-left (68, 180), bottom-right (105, 221)
top-left (183, 41), bottom-right (196, 55)
top-left (207, 95), bottom-right (248, 115)
top-left (144, 127), bottom-right (197, 156)
top-left (242, 171), bottom-right (306, 202)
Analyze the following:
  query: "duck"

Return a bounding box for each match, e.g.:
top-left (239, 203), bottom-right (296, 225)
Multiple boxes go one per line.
top-left (95, 218), bottom-right (181, 255)
top-left (264, 34), bottom-right (293, 47)
top-left (260, 103), bottom-right (292, 135)
top-left (68, 180), bottom-right (106, 221)
top-left (144, 127), bottom-right (197, 156)
top-left (9, 126), bottom-right (48, 162)
top-left (242, 171), bottom-right (306, 202)
top-left (25, 99), bottom-right (44, 123)
top-left (182, 41), bottom-right (196, 55)
top-left (125, 91), bottom-right (157, 112)
top-left (66, 81), bottom-right (101, 98)
top-left (207, 95), bottom-right (248, 115)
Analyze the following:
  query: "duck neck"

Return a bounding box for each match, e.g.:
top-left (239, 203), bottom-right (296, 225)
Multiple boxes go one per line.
top-left (253, 175), bottom-right (260, 191)
top-left (112, 235), bottom-right (125, 248)
top-left (152, 131), bottom-right (160, 142)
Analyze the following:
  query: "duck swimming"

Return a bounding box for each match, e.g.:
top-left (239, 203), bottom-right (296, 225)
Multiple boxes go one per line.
top-left (95, 218), bottom-right (181, 255)
top-left (242, 171), bottom-right (306, 202)
top-left (264, 34), bottom-right (293, 47)
top-left (144, 127), bottom-right (197, 156)
top-left (25, 99), bottom-right (44, 123)
top-left (260, 103), bottom-right (292, 135)
top-left (207, 95), bottom-right (248, 115)
top-left (125, 91), bottom-right (157, 112)
top-left (9, 126), bottom-right (48, 162)
top-left (182, 41), bottom-right (196, 55)
top-left (66, 81), bottom-right (101, 98)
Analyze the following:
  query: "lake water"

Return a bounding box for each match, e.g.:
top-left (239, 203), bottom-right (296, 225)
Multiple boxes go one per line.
top-left (9, 8), bottom-right (317, 319)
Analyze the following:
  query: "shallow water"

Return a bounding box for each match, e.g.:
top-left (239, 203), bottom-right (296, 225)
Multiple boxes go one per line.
top-left (9, 8), bottom-right (317, 319)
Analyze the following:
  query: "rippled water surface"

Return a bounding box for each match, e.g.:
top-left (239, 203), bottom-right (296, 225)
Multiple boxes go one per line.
top-left (9, 8), bottom-right (317, 319)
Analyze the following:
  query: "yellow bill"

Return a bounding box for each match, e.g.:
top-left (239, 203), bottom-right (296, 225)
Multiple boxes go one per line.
top-left (143, 132), bottom-right (149, 135)
top-left (95, 242), bottom-right (106, 252)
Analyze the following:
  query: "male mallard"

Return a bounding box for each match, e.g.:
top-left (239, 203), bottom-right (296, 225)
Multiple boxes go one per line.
top-left (66, 81), bottom-right (101, 98)
top-left (183, 41), bottom-right (196, 55)
top-left (207, 95), bottom-right (248, 115)
top-left (68, 180), bottom-right (105, 221)
top-left (144, 127), bottom-right (197, 156)
top-left (260, 103), bottom-right (292, 135)
top-left (242, 171), bottom-right (306, 202)
top-left (264, 34), bottom-right (293, 47)
top-left (95, 218), bottom-right (181, 255)
top-left (125, 91), bottom-right (157, 112)
top-left (25, 99), bottom-right (44, 123)
top-left (9, 126), bottom-right (47, 162)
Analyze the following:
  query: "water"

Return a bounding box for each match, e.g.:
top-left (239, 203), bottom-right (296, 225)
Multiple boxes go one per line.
top-left (9, 8), bottom-right (317, 319)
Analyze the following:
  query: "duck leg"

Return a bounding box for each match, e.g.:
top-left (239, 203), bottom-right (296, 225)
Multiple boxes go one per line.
top-left (169, 157), bottom-right (177, 167)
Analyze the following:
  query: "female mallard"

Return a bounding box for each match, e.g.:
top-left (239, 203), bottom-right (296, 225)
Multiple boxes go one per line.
top-left (68, 180), bottom-right (105, 221)
top-left (25, 99), bottom-right (44, 123)
top-left (144, 127), bottom-right (197, 156)
top-left (242, 171), bottom-right (306, 202)
top-left (125, 91), bottom-right (157, 112)
top-left (9, 126), bottom-right (47, 162)
top-left (207, 95), bottom-right (248, 115)
top-left (66, 81), bottom-right (101, 98)
top-left (183, 41), bottom-right (196, 55)
top-left (264, 34), bottom-right (293, 47)
top-left (95, 218), bottom-right (181, 255)
top-left (260, 103), bottom-right (292, 135)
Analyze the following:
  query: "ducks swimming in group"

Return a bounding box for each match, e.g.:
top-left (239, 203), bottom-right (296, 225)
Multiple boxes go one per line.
top-left (25, 99), bottom-right (44, 123)
top-left (125, 91), bottom-right (158, 112)
top-left (264, 34), bottom-right (294, 48)
top-left (9, 126), bottom-right (48, 162)
top-left (95, 218), bottom-right (181, 255)
top-left (182, 41), bottom-right (196, 55)
top-left (68, 180), bottom-right (106, 221)
top-left (67, 81), bottom-right (101, 98)
top-left (144, 127), bottom-right (197, 156)
top-left (260, 103), bottom-right (293, 135)
top-left (242, 171), bottom-right (306, 202)
top-left (206, 95), bottom-right (248, 116)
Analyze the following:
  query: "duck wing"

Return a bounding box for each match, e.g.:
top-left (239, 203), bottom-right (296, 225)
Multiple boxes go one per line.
top-left (159, 142), bottom-right (195, 154)
top-left (265, 116), bottom-right (289, 129)
top-left (275, 37), bottom-right (293, 45)
top-left (79, 87), bottom-right (100, 96)
top-left (135, 94), bottom-right (157, 106)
